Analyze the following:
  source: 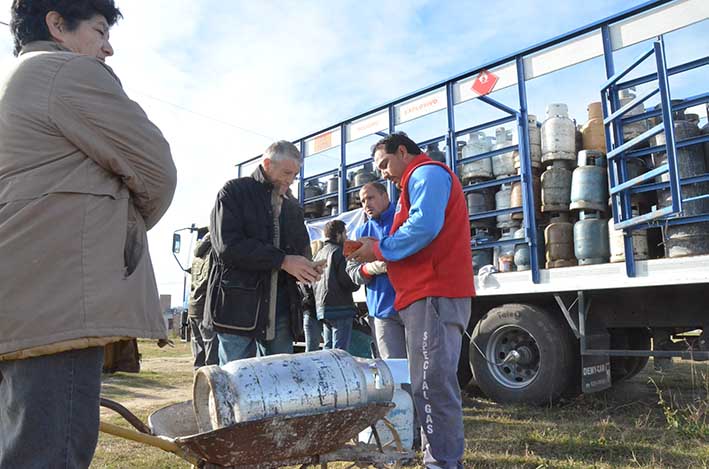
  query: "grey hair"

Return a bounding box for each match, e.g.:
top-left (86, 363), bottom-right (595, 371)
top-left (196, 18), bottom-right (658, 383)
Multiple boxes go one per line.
top-left (360, 181), bottom-right (388, 196)
top-left (263, 140), bottom-right (302, 163)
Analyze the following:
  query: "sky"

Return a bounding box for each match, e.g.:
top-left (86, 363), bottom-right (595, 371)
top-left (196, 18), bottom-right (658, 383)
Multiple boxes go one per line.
top-left (0, 1), bottom-right (707, 306)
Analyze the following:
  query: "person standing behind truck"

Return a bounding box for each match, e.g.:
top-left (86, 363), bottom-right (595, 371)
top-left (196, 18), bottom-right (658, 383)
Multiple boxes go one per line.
top-left (205, 141), bottom-right (323, 364)
top-left (313, 220), bottom-right (360, 350)
top-left (346, 182), bottom-right (405, 359)
top-left (349, 132), bottom-right (474, 469)
top-left (300, 282), bottom-right (321, 352)
top-left (187, 229), bottom-right (219, 368)
top-left (0, 1), bottom-right (177, 467)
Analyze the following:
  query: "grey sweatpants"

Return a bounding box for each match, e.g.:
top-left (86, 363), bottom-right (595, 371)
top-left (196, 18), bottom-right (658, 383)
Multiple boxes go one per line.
top-left (373, 315), bottom-right (407, 359)
top-left (400, 297), bottom-right (471, 469)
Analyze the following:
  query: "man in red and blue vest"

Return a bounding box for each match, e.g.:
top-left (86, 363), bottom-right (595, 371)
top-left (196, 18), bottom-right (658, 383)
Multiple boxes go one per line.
top-left (349, 132), bottom-right (474, 469)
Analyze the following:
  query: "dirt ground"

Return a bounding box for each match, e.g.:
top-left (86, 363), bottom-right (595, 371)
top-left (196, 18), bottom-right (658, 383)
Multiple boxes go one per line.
top-left (93, 339), bottom-right (709, 468)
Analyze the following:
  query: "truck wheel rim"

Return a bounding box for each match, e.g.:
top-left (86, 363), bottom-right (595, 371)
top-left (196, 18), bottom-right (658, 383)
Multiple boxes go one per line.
top-left (485, 325), bottom-right (540, 389)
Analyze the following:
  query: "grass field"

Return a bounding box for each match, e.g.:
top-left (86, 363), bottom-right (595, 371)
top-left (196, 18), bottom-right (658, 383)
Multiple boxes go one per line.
top-left (92, 339), bottom-right (709, 468)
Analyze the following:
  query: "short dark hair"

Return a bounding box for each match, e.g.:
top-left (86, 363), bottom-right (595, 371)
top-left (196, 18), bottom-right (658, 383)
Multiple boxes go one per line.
top-left (10, 0), bottom-right (123, 56)
top-left (361, 181), bottom-right (387, 195)
top-left (324, 219), bottom-right (346, 241)
top-left (371, 131), bottom-right (422, 158)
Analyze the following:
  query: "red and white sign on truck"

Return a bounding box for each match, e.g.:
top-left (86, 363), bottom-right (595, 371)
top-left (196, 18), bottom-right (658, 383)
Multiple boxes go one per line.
top-left (471, 69), bottom-right (498, 96)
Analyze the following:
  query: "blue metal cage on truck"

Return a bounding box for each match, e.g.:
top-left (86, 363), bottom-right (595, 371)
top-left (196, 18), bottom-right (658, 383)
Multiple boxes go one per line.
top-left (237, 0), bottom-right (709, 404)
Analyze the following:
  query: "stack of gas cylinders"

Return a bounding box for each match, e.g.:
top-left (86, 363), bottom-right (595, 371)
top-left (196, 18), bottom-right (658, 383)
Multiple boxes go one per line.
top-left (458, 118), bottom-right (544, 273)
top-left (302, 162), bottom-right (381, 218)
top-left (347, 163), bottom-right (379, 211)
top-left (650, 103), bottom-right (709, 258)
top-left (462, 96), bottom-right (709, 274)
top-left (304, 94), bottom-right (708, 267)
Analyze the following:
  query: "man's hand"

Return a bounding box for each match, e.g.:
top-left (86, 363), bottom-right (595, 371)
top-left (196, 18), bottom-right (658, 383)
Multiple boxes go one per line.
top-left (347, 237), bottom-right (379, 263)
top-left (281, 255), bottom-right (324, 283)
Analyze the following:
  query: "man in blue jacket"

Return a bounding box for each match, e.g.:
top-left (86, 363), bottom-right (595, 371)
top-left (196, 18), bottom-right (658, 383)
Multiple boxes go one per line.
top-left (347, 182), bottom-right (405, 359)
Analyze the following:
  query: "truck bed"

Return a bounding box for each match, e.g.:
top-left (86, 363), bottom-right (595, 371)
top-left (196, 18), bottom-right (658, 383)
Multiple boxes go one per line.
top-left (474, 254), bottom-right (709, 296)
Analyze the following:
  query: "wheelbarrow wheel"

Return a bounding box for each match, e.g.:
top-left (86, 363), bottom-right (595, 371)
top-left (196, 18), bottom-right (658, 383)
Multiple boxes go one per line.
top-left (371, 419), bottom-right (403, 469)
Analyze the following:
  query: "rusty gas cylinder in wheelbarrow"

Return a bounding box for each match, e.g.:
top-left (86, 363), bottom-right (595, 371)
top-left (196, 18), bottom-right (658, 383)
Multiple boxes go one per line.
top-left (193, 349), bottom-right (395, 432)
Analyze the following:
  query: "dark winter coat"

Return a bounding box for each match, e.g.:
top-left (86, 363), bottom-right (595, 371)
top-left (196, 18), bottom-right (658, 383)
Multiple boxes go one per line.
top-left (313, 240), bottom-right (359, 321)
top-left (205, 167), bottom-right (309, 340)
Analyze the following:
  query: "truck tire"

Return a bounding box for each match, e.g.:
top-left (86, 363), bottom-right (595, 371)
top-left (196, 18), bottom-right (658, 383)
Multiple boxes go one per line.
top-left (610, 328), bottom-right (651, 382)
top-left (470, 303), bottom-right (575, 405)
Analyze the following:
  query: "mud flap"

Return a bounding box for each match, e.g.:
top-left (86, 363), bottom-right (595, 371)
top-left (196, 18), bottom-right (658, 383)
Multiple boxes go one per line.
top-left (581, 333), bottom-right (611, 393)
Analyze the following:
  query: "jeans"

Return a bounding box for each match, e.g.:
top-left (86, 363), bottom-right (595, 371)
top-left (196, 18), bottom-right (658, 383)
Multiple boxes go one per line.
top-left (217, 290), bottom-right (293, 364)
top-left (323, 317), bottom-right (354, 351)
top-left (189, 316), bottom-right (219, 368)
top-left (0, 347), bottom-right (104, 469)
top-left (303, 313), bottom-right (323, 352)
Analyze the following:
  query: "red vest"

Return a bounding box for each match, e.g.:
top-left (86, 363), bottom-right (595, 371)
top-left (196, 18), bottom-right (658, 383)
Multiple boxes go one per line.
top-left (386, 154), bottom-right (475, 311)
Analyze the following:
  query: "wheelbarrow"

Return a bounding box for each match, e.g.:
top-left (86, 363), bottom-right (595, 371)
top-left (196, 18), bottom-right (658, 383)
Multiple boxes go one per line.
top-left (99, 397), bottom-right (414, 468)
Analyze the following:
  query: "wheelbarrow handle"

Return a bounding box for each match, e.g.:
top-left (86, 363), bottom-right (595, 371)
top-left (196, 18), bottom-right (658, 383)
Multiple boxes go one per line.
top-left (99, 421), bottom-right (200, 465)
top-left (100, 397), bottom-right (152, 434)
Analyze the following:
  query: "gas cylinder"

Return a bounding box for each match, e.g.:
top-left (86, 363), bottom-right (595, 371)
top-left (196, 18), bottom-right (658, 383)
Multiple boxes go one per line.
top-left (541, 160), bottom-right (573, 212)
top-left (649, 100), bottom-right (687, 127)
top-left (574, 212), bottom-right (610, 265)
top-left (544, 213), bottom-right (576, 268)
top-left (570, 150), bottom-right (608, 213)
top-left (467, 189), bottom-right (495, 229)
top-left (459, 131), bottom-right (493, 182)
top-left (303, 180), bottom-right (325, 218)
top-left (472, 230), bottom-right (496, 274)
top-left (495, 183), bottom-right (515, 228)
top-left (456, 140), bottom-right (466, 160)
top-left (326, 175), bottom-right (339, 194)
top-left (492, 127), bottom-right (516, 177)
top-left (193, 350), bottom-right (395, 432)
top-left (686, 113), bottom-right (700, 126)
top-left (541, 103), bottom-right (576, 163)
top-left (513, 227), bottom-right (545, 271)
top-left (513, 227), bottom-right (529, 271)
top-left (325, 175), bottom-right (339, 214)
top-left (514, 114), bottom-right (542, 170)
top-left (581, 102), bottom-right (607, 153)
top-left (348, 194), bottom-right (360, 210)
top-left (608, 216), bottom-right (648, 263)
top-left (575, 124), bottom-right (583, 154)
top-left (353, 167), bottom-right (377, 187)
top-left (654, 120), bottom-right (709, 258)
top-left (653, 119), bottom-right (709, 216)
top-left (619, 88), bottom-right (648, 141)
top-left (511, 175), bottom-right (541, 220)
top-left (625, 157), bottom-right (648, 180)
top-left (494, 228), bottom-right (517, 272)
top-left (426, 142), bottom-right (447, 164)
top-left (662, 223), bottom-right (709, 258)
top-left (606, 157), bottom-right (649, 210)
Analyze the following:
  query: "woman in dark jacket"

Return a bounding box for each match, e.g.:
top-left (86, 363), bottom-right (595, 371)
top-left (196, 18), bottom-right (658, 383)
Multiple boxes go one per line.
top-left (312, 220), bottom-right (360, 350)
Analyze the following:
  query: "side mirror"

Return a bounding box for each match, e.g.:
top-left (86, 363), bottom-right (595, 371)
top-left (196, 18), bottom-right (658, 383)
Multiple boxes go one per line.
top-left (172, 233), bottom-right (181, 254)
